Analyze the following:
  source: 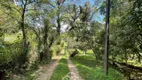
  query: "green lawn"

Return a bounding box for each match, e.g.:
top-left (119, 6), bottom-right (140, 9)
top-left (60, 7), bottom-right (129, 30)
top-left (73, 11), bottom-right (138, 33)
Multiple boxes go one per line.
top-left (71, 56), bottom-right (123, 80)
top-left (50, 56), bottom-right (70, 80)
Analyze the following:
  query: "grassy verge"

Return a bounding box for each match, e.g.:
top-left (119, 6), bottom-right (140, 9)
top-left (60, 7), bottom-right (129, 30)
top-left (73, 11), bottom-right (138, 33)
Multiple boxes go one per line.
top-left (71, 56), bottom-right (123, 80)
top-left (50, 56), bottom-right (70, 80)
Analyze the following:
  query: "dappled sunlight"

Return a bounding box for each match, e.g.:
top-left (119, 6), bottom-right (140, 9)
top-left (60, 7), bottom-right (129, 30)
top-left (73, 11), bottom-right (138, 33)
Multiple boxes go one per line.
top-left (71, 55), bottom-right (123, 80)
top-left (0, 0), bottom-right (142, 80)
top-left (78, 64), bottom-right (93, 70)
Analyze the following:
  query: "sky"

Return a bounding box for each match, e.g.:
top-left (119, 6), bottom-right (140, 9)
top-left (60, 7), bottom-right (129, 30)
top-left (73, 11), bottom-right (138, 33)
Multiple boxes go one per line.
top-left (65, 0), bottom-right (105, 23)
top-left (79, 0), bottom-right (104, 23)
top-left (15, 0), bottom-right (104, 23)
top-left (14, 0), bottom-right (104, 31)
top-left (60, 0), bottom-right (105, 32)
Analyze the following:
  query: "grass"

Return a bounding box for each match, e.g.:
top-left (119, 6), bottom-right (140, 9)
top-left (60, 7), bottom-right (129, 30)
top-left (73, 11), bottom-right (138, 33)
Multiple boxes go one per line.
top-left (50, 56), bottom-right (70, 80)
top-left (71, 56), bottom-right (124, 80)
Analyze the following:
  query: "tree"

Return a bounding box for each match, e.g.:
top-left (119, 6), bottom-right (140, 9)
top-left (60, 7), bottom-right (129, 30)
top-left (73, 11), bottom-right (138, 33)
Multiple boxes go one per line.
top-left (100, 0), bottom-right (142, 72)
top-left (104, 0), bottom-right (110, 75)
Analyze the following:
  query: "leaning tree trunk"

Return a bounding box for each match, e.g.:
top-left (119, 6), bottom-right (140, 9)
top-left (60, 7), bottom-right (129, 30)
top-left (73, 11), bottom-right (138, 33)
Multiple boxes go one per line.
top-left (33, 28), bottom-right (41, 52)
top-left (104, 0), bottom-right (110, 75)
top-left (136, 52), bottom-right (141, 63)
top-left (70, 49), bottom-right (78, 57)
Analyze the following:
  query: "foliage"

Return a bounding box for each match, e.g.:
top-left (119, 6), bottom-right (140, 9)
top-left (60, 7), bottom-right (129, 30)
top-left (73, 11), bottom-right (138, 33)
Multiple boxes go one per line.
top-left (0, 0), bottom-right (142, 79)
top-left (99, 0), bottom-right (142, 64)
top-left (0, 39), bottom-right (25, 73)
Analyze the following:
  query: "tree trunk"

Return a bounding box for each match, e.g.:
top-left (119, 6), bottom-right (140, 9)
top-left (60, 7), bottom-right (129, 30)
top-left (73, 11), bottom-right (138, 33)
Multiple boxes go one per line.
top-left (70, 49), bottom-right (78, 57)
top-left (19, 3), bottom-right (29, 66)
top-left (57, 6), bottom-right (61, 36)
top-left (124, 48), bottom-right (127, 63)
top-left (136, 52), bottom-right (141, 63)
top-left (84, 50), bottom-right (87, 56)
top-left (21, 3), bottom-right (28, 52)
top-left (49, 37), bottom-right (54, 48)
top-left (93, 50), bottom-right (99, 62)
top-left (104, 0), bottom-right (110, 75)
top-left (109, 60), bottom-right (142, 80)
top-left (40, 19), bottom-right (51, 63)
top-left (0, 71), bottom-right (5, 80)
top-left (33, 28), bottom-right (42, 54)
top-left (56, 5), bottom-right (61, 45)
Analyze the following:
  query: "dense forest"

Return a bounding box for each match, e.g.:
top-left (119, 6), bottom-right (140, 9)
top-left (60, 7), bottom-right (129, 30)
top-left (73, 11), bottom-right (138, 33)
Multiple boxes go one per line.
top-left (0, 0), bottom-right (142, 80)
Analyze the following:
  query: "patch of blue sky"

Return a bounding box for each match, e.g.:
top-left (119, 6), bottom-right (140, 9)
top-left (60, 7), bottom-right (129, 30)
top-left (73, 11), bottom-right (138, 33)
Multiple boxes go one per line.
top-left (15, 0), bottom-right (104, 23)
top-left (64, 0), bottom-right (105, 23)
